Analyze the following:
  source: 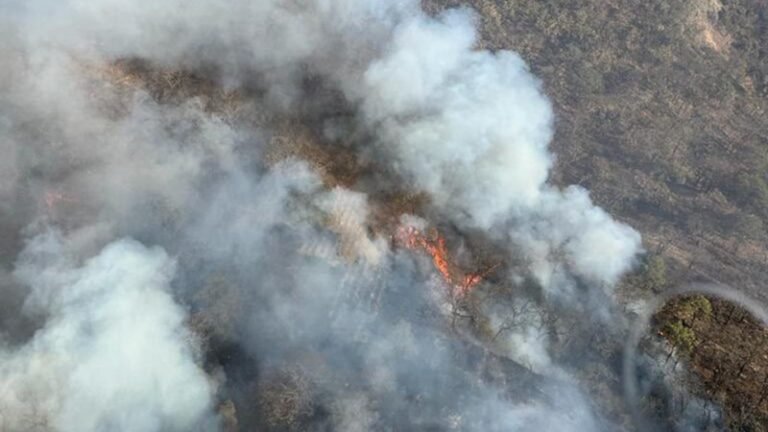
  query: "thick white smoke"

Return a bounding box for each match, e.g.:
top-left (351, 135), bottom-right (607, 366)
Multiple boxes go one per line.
top-left (0, 0), bottom-right (650, 430)
top-left (0, 233), bottom-right (216, 432)
top-left (9, 0), bottom-right (642, 296)
top-left (350, 9), bottom-right (642, 296)
top-left (40, 0), bottom-right (641, 297)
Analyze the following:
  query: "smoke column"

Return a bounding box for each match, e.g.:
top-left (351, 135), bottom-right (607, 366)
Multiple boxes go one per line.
top-left (0, 1), bottom-right (650, 431)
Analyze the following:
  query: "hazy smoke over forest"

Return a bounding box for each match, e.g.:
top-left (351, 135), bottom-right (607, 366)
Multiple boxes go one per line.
top-left (0, 1), bottom-right (659, 431)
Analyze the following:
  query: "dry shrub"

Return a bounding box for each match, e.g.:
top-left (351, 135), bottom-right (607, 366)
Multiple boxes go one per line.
top-left (258, 366), bottom-right (315, 429)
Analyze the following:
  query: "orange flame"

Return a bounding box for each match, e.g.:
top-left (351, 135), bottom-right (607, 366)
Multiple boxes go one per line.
top-left (395, 225), bottom-right (490, 297)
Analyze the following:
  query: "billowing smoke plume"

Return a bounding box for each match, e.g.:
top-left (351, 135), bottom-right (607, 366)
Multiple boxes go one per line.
top-left (16, 0), bottom-right (640, 294)
top-left (0, 234), bottom-right (216, 431)
top-left (0, 0), bottom-right (651, 431)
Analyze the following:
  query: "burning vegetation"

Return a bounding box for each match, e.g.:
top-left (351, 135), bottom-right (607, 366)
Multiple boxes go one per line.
top-left (395, 224), bottom-right (497, 298)
top-left (5, 1), bottom-right (760, 431)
